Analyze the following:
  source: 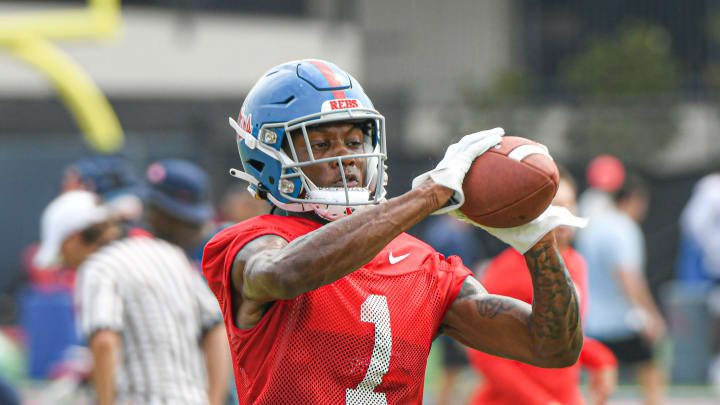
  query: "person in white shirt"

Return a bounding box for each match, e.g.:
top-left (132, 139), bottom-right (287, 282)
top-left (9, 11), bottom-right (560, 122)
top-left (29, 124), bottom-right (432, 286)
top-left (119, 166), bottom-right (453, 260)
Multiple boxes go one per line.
top-left (678, 171), bottom-right (720, 389)
top-left (577, 173), bottom-right (666, 405)
top-left (35, 188), bottom-right (229, 405)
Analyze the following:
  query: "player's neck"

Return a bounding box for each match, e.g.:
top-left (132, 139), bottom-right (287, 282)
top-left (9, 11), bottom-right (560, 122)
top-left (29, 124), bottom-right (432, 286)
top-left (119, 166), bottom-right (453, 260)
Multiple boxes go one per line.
top-left (270, 206), bottom-right (329, 225)
top-left (290, 210), bottom-right (330, 225)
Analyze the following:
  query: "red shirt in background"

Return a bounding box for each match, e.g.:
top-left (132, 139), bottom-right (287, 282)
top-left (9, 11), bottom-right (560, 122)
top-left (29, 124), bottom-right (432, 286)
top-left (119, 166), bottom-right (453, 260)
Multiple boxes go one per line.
top-left (467, 247), bottom-right (616, 405)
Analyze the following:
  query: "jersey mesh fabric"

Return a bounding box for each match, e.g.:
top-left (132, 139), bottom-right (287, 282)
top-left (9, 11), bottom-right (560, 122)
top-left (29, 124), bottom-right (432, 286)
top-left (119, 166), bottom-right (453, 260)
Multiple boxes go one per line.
top-left (202, 215), bottom-right (471, 405)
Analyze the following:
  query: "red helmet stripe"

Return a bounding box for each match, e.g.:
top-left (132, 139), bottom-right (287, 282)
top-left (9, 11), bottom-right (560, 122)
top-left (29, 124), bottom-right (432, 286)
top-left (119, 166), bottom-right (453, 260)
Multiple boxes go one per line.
top-left (309, 60), bottom-right (347, 100)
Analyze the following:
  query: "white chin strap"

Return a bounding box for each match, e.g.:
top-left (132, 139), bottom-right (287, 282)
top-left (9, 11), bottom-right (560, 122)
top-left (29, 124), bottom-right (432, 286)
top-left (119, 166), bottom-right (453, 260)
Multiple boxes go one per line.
top-left (230, 167), bottom-right (379, 221)
top-left (307, 188), bottom-right (371, 221)
top-left (266, 187), bottom-right (373, 221)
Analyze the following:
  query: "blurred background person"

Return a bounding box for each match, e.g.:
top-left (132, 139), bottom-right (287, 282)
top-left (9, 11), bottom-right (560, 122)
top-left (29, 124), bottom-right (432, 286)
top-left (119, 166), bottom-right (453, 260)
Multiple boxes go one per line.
top-left (62, 155), bottom-right (144, 227)
top-left (676, 168), bottom-right (720, 390)
top-left (145, 158), bottom-right (239, 405)
top-left (422, 215), bottom-right (486, 405)
top-left (25, 154), bottom-right (143, 291)
top-left (145, 158), bottom-right (216, 260)
top-left (35, 189), bottom-right (229, 405)
top-left (18, 155), bottom-right (147, 392)
top-left (676, 169), bottom-right (720, 284)
top-left (577, 173), bottom-right (667, 405)
top-left (466, 167), bottom-right (618, 405)
top-left (27, 155), bottom-right (145, 290)
top-left (577, 155), bottom-right (626, 220)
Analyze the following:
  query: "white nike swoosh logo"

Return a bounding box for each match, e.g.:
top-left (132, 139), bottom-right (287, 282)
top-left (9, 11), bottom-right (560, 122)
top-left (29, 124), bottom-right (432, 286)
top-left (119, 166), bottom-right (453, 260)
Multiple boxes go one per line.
top-left (389, 252), bottom-right (410, 264)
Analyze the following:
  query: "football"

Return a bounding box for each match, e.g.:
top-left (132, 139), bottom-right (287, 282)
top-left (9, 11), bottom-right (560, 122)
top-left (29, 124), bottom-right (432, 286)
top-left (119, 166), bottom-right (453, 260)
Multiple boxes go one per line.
top-left (459, 136), bottom-right (559, 228)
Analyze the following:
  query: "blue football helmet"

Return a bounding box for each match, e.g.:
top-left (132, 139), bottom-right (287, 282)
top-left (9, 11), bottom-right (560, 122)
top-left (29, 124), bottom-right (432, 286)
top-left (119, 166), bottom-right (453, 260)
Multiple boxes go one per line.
top-left (228, 59), bottom-right (387, 221)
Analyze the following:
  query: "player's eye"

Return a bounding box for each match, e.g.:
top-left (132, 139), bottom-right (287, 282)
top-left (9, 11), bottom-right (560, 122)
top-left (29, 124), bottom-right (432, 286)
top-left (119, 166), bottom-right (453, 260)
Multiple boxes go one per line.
top-left (345, 135), bottom-right (364, 147)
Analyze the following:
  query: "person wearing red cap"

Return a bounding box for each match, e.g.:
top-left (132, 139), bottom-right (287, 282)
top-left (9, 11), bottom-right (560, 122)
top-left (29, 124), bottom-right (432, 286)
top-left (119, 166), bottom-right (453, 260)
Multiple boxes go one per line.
top-left (576, 172), bottom-right (666, 405)
top-left (578, 155), bottom-right (626, 220)
top-left (467, 168), bottom-right (618, 405)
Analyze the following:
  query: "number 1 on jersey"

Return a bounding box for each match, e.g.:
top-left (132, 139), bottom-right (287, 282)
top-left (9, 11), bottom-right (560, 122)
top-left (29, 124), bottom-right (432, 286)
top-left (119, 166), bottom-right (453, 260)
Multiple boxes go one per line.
top-left (346, 295), bottom-right (392, 405)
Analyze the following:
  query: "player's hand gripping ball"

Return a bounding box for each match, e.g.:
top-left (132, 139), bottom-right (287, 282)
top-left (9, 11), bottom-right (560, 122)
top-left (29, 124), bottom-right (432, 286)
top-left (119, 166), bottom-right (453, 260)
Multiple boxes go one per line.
top-left (459, 136), bottom-right (559, 228)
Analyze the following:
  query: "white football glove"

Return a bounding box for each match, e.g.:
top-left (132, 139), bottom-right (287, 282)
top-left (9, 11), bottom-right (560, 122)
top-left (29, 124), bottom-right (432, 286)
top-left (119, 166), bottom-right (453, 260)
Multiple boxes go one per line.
top-left (451, 205), bottom-right (589, 254)
top-left (412, 128), bottom-right (504, 215)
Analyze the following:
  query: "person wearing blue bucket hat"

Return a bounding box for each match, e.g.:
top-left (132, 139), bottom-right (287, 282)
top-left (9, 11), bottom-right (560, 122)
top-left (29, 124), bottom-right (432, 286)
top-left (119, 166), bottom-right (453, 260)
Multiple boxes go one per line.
top-left (144, 159), bottom-right (234, 405)
top-left (145, 159), bottom-right (215, 251)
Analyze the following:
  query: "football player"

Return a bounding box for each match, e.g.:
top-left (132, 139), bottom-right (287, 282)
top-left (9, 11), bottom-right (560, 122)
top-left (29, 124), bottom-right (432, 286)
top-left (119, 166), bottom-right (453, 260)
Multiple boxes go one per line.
top-left (202, 59), bottom-right (586, 404)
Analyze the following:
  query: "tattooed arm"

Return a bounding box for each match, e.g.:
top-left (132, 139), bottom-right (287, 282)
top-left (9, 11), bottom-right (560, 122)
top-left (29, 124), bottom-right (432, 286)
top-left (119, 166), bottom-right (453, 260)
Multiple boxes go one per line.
top-left (228, 181), bottom-right (454, 328)
top-left (441, 232), bottom-right (583, 368)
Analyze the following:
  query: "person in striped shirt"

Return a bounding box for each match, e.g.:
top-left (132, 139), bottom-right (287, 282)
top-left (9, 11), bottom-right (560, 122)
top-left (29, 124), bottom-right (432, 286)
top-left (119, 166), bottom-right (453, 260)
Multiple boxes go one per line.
top-left (35, 186), bottom-right (229, 405)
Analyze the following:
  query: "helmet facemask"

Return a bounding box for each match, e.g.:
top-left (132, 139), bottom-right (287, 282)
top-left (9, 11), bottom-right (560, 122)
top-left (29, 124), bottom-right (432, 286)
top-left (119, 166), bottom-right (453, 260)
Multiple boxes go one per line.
top-left (280, 111), bottom-right (387, 221)
top-left (231, 108), bottom-right (388, 221)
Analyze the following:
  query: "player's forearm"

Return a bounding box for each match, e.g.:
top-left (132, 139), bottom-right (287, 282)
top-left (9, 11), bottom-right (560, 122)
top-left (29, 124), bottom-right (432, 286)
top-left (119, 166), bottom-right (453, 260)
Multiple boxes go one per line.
top-left (617, 270), bottom-right (662, 318)
top-left (95, 365), bottom-right (116, 405)
top-left (523, 233), bottom-right (583, 367)
top-left (264, 181), bottom-right (452, 299)
top-left (89, 330), bottom-right (120, 405)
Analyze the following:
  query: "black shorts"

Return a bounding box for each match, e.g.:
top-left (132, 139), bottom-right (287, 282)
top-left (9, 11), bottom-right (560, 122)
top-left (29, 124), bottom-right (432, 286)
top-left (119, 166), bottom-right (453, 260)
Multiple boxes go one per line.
top-left (598, 334), bottom-right (654, 364)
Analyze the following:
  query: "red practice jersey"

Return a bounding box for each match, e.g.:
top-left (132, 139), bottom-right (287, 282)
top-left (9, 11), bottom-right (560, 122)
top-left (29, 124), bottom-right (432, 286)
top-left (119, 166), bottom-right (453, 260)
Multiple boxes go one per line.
top-left (202, 215), bottom-right (472, 404)
top-left (467, 247), bottom-right (616, 405)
